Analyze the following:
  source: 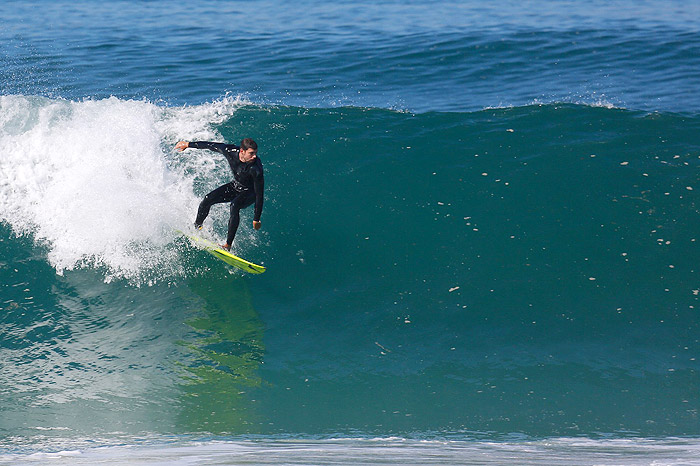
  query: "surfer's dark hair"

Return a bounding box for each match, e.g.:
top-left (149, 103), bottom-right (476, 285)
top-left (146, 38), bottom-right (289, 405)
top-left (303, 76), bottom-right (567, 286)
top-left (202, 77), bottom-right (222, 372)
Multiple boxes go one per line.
top-left (241, 138), bottom-right (258, 151)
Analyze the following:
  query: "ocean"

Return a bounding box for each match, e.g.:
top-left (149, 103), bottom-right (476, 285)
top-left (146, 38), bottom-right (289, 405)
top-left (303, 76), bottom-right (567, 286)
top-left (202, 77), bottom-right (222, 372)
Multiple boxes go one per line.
top-left (1, 0), bottom-right (699, 464)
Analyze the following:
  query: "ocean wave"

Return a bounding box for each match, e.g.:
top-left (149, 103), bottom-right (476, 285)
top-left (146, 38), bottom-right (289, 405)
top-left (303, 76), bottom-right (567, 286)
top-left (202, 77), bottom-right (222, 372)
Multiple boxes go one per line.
top-left (1, 95), bottom-right (699, 284)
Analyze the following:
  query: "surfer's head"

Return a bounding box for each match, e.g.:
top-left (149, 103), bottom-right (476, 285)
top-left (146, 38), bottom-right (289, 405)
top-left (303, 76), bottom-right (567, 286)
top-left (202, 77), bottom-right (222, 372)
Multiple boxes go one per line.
top-left (241, 138), bottom-right (258, 151)
top-left (239, 138), bottom-right (258, 163)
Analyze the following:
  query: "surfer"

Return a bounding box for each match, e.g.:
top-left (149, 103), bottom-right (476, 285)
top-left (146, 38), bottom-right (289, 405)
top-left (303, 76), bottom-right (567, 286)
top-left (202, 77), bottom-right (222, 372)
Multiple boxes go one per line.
top-left (175, 138), bottom-right (264, 251)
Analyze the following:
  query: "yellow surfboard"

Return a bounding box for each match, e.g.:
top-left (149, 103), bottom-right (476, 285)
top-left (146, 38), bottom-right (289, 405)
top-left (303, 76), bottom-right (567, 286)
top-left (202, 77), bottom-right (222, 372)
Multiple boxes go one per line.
top-left (180, 232), bottom-right (266, 274)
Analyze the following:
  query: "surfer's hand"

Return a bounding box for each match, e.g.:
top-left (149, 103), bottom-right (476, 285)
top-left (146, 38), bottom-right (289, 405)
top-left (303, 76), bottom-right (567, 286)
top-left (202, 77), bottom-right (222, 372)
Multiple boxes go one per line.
top-left (253, 221), bottom-right (261, 230)
top-left (175, 141), bottom-right (189, 151)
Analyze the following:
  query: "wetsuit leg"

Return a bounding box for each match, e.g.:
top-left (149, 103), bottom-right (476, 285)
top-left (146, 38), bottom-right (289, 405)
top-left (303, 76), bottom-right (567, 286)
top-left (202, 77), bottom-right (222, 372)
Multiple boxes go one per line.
top-left (226, 190), bottom-right (256, 245)
top-left (195, 183), bottom-right (238, 227)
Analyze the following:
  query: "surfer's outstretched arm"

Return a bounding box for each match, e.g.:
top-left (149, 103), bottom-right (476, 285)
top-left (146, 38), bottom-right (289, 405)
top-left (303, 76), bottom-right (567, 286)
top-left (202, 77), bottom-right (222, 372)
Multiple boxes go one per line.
top-left (175, 140), bottom-right (234, 154)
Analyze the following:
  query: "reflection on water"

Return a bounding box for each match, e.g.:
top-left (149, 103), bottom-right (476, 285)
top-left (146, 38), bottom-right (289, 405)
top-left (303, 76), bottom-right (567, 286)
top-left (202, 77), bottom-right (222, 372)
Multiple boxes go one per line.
top-left (0, 229), bottom-right (266, 439)
top-left (176, 273), bottom-right (265, 433)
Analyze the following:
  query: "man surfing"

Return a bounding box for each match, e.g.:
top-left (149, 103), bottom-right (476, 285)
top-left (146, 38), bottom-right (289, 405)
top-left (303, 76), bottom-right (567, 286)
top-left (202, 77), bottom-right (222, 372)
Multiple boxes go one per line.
top-left (175, 138), bottom-right (264, 251)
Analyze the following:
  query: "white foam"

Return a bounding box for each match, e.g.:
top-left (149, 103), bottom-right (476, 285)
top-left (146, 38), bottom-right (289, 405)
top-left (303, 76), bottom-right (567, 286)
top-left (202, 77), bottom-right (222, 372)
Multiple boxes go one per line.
top-left (4, 436), bottom-right (700, 466)
top-left (0, 95), bottom-right (247, 282)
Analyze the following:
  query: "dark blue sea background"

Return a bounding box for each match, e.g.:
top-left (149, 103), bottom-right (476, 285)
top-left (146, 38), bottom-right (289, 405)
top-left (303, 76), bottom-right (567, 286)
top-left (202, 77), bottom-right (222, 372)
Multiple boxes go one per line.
top-left (1, 1), bottom-right (699, 464)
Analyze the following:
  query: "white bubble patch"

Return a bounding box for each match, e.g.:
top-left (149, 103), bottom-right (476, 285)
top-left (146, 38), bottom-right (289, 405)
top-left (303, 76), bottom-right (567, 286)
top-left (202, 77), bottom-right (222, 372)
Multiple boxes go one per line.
top-left (0, 95), bottom-right (247, 282)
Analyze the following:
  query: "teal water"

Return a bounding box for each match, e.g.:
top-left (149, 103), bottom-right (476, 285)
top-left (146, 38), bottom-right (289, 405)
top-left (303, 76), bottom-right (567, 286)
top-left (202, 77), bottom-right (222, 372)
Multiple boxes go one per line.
top-left (1, 0), bottom-right (700, 463)
top-left (1, 99), bottom-right (698, 437)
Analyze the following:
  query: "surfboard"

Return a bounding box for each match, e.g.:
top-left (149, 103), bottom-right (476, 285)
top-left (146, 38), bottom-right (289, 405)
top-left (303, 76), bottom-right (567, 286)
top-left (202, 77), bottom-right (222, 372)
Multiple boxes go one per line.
top-left (180, 232), bottom-right (266, 274)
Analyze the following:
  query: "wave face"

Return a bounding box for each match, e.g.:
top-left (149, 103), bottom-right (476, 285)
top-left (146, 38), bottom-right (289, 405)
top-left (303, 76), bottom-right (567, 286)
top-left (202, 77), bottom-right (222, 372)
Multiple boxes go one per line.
top-left (1, 98), bottom-right (698, 442)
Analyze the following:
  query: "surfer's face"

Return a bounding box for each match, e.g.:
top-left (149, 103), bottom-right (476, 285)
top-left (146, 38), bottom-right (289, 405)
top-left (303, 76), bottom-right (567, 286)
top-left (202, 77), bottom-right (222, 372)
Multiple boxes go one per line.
top-left (239, 148), bottom-right (258, 163)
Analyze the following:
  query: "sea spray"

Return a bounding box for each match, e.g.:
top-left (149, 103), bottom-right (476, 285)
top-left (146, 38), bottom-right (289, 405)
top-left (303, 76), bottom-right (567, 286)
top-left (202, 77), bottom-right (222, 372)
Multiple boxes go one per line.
top-left (0, 95), bottom-right (249, 282)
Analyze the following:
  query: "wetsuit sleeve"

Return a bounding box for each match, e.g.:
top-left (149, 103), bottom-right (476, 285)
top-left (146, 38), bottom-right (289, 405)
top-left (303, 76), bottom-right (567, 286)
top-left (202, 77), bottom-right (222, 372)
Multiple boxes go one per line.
top-left (253, 167), bottom-right (264, 222)
top-left (188, 141), bottom-right (236, 154)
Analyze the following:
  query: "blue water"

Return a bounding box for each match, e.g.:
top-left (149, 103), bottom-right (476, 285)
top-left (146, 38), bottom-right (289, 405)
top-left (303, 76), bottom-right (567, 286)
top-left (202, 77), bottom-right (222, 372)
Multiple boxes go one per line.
top-left (1, 0), bottom-right (699, 464)
top-left (4, 0), bottom-right (700, 112)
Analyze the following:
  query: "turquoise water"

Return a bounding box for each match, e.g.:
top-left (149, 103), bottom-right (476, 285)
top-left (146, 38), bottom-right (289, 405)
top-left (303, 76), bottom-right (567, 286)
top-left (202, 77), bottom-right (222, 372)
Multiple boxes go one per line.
top-left (1, 0), bottom-right (699, 463)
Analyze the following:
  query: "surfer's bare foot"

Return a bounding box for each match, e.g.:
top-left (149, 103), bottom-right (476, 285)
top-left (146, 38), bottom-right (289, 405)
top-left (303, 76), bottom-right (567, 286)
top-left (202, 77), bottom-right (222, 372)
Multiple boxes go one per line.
top-left (220, 243), bottom-right (231, 251)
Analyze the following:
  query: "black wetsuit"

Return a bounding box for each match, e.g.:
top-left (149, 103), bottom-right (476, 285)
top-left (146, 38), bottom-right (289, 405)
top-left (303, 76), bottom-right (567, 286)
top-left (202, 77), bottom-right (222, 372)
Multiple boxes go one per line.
top-left (189, 141), bottom-right (264, 245)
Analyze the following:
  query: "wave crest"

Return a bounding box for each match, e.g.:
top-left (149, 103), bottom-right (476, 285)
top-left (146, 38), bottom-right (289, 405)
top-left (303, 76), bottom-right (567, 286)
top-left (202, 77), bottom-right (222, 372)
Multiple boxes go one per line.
top-left (0, 95), bottom-right (247, 282)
